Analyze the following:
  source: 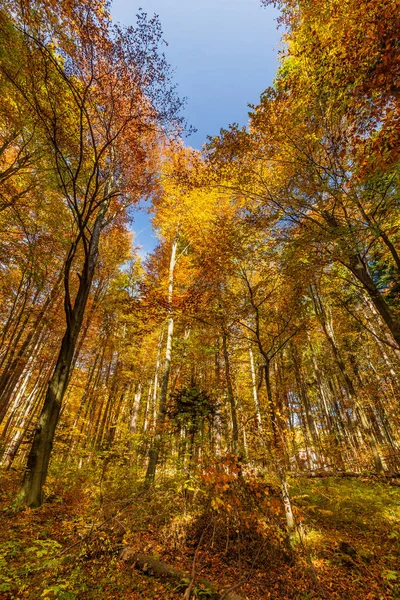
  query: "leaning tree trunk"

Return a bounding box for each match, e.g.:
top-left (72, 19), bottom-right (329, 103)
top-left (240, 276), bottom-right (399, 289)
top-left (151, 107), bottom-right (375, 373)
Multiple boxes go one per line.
top-left (321, 212), bottom-right (400, 348)
top-left (15, 206), bottom-right (107, 508)
top-left (311, 285), bottom-right (386, 473)
top-left (0, 273), bottom-right (62, 426)
top-left (346, 254), bottom-right (400, 348)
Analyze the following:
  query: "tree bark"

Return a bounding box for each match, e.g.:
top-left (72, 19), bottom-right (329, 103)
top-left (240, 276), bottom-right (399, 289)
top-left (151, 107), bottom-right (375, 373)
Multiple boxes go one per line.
top-left (16, 204), bottom-right (107, 507)
top-left (145, 237), bottom-right (177, 483)
top-left (249, 344), bottom-right (264, 440)
top-left (222, 329), bottom-right (239, 454)
top-left (0, 273), bottom-right (62, 426)
top-left (311, 285), bottom-right (385, 473)
top-left (346, 254), bottom-right (400, 348)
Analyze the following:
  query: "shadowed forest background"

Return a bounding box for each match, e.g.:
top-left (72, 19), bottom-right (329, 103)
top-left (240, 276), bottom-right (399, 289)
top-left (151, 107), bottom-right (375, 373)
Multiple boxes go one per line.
top-left (0, 0), bottom-right (399, 598)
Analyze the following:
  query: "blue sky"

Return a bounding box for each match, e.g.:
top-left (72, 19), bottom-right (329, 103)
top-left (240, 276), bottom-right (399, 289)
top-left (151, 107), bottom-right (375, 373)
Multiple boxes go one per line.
top-left (111, 0), bottom-right (280, 253)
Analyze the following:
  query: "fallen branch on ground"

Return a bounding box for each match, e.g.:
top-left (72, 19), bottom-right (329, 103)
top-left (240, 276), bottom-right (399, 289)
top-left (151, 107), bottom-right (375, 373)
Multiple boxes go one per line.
top-left (291, 471), bottom-right (400, 480)
top-left (119, 548), bottom-right (245, 600)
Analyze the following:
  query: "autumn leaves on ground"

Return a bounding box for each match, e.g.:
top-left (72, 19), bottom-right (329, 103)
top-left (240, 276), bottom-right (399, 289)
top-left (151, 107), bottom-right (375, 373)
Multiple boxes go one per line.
top-left (1, 469), bottom-right (400, 599)
top-left (0, 0), bottom-right (399, 598)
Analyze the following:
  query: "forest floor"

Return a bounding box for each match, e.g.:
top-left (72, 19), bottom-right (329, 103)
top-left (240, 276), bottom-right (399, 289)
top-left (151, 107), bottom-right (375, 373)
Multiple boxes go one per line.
top-left (0, 465), bottom-right (399, 600)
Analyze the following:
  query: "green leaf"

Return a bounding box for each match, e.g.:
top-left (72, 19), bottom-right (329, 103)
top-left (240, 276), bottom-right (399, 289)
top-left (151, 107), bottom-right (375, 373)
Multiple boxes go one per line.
top-left (383, 570), bottom-right (398, 581)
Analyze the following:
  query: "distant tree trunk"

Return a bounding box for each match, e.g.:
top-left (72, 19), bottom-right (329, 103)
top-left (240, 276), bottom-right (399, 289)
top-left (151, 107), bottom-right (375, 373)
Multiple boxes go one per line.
top-left (241, 270), bottom-right (296, 536)
top-left (170, 326), bottom-right (191, 393)
top-left (74, 339), bottom-right (108, 461)
top-left (129, 383), bottom-right (142, 434)
top-left (222, 328), bottom-right (239, 454)
top-left (0, 269), bottom-right (30, 361)
top-left (150, 330), bottom-right (165, 431)
top-left (105, 388), bottom-right (126, 449)
top-left (307, 335), bottom-right (346, 469)
top-left (145, 237), bottom-right (178, 483)
top-left (311, 285), bottom-right (385, 473)
top-left (0, 332), bottom-right (44, 450)
top-left (5, 390), bottom-right (44, 470)
top-left (249, 344), bottom-right (263, 440)
top-left (1, 359), bottom-right (50, 468)
top-left (65, 347), bottom-right (102, 454)
top-left (69, 279), bottom-right (106, 376)
top-left (95, 358), bottom-right (120, 450)
top-left (16, 204), bottom-right (108, 508)
top-left (0, 276), bottom-right (33, 372)
top-left (291, 343), bottom-right (322, 467)
top-left (142, 380), bottom-right (153, 433)
top-left (260, 358), bottom-right (279, 447)
top-left (254, 342), bottom-right (295, 536)
top-left (0, 274), bottom-right (62, 426)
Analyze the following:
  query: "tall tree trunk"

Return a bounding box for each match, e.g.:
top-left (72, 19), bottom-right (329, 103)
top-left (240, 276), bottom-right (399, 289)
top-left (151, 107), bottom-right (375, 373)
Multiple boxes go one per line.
top-left (0, 268), bottom-right (31, 361)
top-left (150, 331), bottom-right (165, 431)
top-left (346, 254), bottom-right (400, 348)
top-left (321, 212), bottom-right (400, 347)
top-left (65, 347), bottom-right (101, 453)
top-left (95, 357), bottom-right (120, 450)
top-left (291, 343), bottom-right (322, 467)
top-left (145, 237), bottom-right (177, 483)
top-left (362, 295), bottom-right (400, 364)
top-left (222, 328), bottom-right (239, 454)
top-left (2, 371), bottom-right (47, 469)
top-left (249, 344), bottom-right (264, 440)
top-left (142, 380), bottom-right (153, 433)
top-left (311, 285), bottom-right (385, 472)
top-left (16, 204), bottom-right (107, 508)
top-left (308, 335), bottom-right (346, 469)
top-left (129, 383), bottom-right (142, 434)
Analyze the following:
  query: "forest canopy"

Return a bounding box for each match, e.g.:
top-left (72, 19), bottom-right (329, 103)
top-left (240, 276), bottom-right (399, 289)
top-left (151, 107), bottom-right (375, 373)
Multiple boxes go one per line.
top-left (0, 1), bottom-right (399, 599)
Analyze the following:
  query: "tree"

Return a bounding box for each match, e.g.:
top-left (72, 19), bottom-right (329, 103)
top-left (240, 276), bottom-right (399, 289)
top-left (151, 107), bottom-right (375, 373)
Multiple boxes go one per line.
top-left (0, 0), bottom-right (183, 507)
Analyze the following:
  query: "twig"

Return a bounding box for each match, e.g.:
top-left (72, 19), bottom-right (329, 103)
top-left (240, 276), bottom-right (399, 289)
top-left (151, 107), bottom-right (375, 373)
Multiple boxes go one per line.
top-left (183, 524), bottom-right (209, 600)
top-left (57, 491), bottom-right (146, 557)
